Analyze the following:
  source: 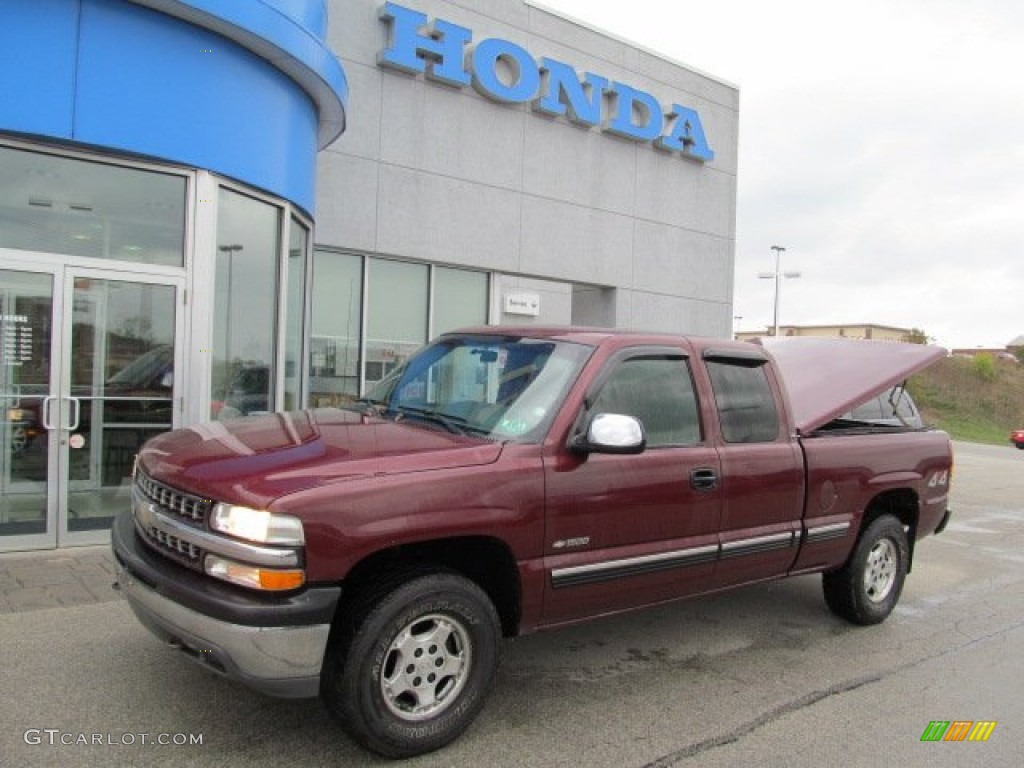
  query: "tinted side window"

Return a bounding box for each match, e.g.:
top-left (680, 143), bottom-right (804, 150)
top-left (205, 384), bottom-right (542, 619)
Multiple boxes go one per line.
top-left (591, 357), bottom-right (700, 447)
top-left (849, 397), bottom-right (884, 420)
top-left (705, 360), bottom-right (780, 443)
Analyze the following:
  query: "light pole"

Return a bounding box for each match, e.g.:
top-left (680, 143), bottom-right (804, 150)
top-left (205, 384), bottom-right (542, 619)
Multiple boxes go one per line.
top-left (217, 243), bottom-right (243, 384)
top-left (758, 245), bottom-right (801, 336)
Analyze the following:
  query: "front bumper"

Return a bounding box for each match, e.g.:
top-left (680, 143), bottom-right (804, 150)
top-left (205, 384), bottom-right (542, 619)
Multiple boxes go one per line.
top-left (112, 510), bottom-right (340, 698)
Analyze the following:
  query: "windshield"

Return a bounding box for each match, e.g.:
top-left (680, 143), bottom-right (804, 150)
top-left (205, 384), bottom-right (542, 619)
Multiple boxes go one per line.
top-left (357, 335), bottom-right (592, 442)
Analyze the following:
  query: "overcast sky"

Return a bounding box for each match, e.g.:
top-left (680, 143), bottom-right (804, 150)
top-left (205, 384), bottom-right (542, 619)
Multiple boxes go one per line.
top-left (540, 0), bottom-right (1023, 350)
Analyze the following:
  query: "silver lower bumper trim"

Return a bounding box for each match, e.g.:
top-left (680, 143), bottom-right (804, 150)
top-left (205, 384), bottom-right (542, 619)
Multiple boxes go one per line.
top-left (116, 562), bottom-right (329, 698)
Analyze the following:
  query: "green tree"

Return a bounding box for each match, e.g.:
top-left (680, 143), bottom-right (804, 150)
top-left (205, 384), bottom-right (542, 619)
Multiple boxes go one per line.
top-left (905, 328), bottom-right (931, 344)
top-left (972, 353), bottom-right (996, 382)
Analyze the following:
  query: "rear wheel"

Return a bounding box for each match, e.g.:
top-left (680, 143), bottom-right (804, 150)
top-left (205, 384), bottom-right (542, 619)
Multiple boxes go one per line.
top-left (321, 571), bottom-right (501, 758)
top-left (823, 514), bottom-right (908, 625)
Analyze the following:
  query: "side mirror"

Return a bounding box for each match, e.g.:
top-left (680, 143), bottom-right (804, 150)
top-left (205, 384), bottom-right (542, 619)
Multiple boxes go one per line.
top-left (573, 413), bottom-right (646, 455)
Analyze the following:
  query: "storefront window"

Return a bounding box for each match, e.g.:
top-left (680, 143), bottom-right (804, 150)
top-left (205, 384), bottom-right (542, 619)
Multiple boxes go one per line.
top-left (310, 251), bottom-right (362, 407)
top-left (211, 188), bottom-right (280, 420)
top-left (365, 259), bottom-right (428, 387)
top-left (307, 253), bottom-right (490, 404)
top-left (434, 267), bottom-right (488, 336)
top-left (284, 218), bottom-right (309, 411)
top-left (0, 144), bottom-right (185, 266)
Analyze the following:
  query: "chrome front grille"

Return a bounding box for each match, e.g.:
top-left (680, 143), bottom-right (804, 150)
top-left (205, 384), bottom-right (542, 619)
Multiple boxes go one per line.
top-left (147, 525), bottom-right (202, 563)
top-left (134, 468), bottom-right (213, 570)
top-left (132, 466), bottom-right (302, 576)
top-left (135, 469), bottom-right (213, 525)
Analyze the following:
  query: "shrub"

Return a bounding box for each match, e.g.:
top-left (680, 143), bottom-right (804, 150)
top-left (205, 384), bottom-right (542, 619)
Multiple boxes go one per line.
top-left (972, 353), bottom-right (996, 382)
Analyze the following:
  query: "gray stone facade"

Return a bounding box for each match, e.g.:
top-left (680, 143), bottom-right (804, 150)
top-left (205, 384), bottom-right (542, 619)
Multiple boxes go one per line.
top-left (319, 0), bottom-right (739, 335)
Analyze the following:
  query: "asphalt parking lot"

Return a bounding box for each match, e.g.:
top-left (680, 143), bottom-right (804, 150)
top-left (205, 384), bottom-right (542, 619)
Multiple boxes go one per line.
top-left (1, 440), bottom-right (1021, 767)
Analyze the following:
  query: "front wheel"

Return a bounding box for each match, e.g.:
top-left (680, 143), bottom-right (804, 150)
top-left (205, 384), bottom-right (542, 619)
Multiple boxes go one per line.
top-left (823, 515), bottom-right (909, 625)
top-left (322, 571), bottom-right (501, 758)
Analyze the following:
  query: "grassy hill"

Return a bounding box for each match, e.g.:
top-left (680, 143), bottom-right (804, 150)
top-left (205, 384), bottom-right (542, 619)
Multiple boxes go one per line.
top-left (908, 355), bottom-right (1024, 444)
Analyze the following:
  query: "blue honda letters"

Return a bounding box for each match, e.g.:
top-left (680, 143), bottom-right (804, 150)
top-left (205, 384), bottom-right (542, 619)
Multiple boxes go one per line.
top-left (378, 2), bottom-right (714, 163)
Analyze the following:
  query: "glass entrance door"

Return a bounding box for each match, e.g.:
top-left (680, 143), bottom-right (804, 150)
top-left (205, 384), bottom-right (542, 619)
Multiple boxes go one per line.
top-left (0, 264), bottom-right (182, 550)
top-left (62, 271), bottom-right (181, 544)
top-left (0, 267), bottom-right (58, 549)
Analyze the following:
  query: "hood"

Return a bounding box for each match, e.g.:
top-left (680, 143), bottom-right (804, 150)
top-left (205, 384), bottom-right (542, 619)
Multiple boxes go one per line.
top-left (138, 408), bottom-right (503, 508)
top-left (756, 337), bottom-right (946, 433)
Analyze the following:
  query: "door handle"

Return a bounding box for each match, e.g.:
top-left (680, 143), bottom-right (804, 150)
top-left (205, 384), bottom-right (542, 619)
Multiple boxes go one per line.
top-left (690, 467), bottom-right (718, 491)
top-left (42, 396), bottom-right (58, 430)
top-left (67, 397), bottom-right (81, 431)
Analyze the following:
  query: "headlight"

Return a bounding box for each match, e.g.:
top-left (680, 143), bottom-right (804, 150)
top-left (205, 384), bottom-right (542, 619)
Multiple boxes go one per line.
top-left (204, 554), bottom-right (305, 591)
top-left (7, 408), bottom-right (25, 421)
top-left (209, 503), bottom-right (305, 546)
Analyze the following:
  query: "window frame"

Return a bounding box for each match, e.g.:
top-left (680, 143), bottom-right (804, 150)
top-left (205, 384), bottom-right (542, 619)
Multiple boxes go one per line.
top-left (578, 346), bottom-right (704, 450)
top-left (702, 351), bottom-right (782, 444)
top-left (193, 174), bottom-right (313, 421)
top-left (308, 249), bottom-right (493, 402)
top-left (0, 137), bottom-right (194, 279)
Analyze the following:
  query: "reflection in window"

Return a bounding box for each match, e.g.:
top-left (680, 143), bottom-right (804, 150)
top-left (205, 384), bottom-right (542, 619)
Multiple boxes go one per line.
top-left (365, 259), bottom-right (428, 388)
top-left (66, 280), bottom-right (176, 530)
top-left (306, 254), bottom-right (491, 404)
top-left (69, 280), bottom-right (175, 398)
top-left (310, 251), bottom-right (362, 407)
top-left (284, 219), bottom-right (309, 411)
top-left (434, 268), bottom-right (488, 336)
top-left (212, 189), bottom-right (280, 420)
top-left (591, 357), bottom-right (701, 447)
top-left (0, 270), bottom-right (53, 537)
top-left (0, 144), bottom-right (185, 265)
top-left (706, 360), bottom-right (780, 443)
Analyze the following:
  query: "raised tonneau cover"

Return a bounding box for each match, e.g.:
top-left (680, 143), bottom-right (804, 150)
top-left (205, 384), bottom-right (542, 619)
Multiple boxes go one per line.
top-left (755, 337), bottom-right (946, 434)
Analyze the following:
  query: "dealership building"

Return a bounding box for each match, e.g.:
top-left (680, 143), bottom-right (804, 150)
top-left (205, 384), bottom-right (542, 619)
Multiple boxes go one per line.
top-left (0, 0), bottom-right (739, 552)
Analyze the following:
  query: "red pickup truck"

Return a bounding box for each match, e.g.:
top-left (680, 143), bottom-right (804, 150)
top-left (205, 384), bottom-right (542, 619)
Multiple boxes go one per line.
top-left (112, 328), bottom-right (953, 758)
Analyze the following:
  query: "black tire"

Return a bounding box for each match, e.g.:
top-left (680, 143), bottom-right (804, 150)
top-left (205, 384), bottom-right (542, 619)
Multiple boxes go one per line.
top-left (1016, 443), bottom-right (1024, 450)
top-left (822, 515), bottom-right (908, 626)
top-left (321, 570), bottom-right (501, 758)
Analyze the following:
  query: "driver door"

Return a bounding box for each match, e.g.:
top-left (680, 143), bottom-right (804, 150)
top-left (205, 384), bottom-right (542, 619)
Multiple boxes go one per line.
top-left (542, 348), bottom-right (722, 625)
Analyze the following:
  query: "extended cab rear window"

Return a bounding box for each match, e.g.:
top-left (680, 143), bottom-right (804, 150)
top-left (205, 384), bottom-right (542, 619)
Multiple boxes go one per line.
top-left (705, 358), bottom-right (780, 443)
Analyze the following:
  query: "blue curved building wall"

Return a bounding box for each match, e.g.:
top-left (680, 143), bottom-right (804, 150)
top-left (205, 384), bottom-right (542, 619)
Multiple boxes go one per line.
top-left (0, 0), bottom-right (347, 215)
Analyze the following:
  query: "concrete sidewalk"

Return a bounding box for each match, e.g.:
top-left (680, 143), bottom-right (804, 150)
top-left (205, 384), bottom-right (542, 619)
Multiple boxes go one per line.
top-left (0, 543), bottom-right (119, 613)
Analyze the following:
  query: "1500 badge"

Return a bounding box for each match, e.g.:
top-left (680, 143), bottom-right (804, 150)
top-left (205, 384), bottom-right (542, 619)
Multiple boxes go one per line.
top-left (552, 537), bottom-right (591, 550)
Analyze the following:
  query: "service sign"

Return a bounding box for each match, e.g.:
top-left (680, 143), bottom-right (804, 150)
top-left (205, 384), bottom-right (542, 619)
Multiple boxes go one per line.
top-left (504, 292), bottom-right (541, 317)
top-left (378, 2), bottom-right (714, 162)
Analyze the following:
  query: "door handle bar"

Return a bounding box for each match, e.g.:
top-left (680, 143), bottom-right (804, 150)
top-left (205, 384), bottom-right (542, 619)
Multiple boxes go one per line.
top-left (42, 396), bottom-right (58, 430)
top-left (67, 396), bottom-right (81, 431)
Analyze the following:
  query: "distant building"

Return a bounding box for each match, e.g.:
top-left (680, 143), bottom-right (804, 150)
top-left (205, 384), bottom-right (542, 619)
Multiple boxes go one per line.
top-left (735, 324), bottom-right (914, 343)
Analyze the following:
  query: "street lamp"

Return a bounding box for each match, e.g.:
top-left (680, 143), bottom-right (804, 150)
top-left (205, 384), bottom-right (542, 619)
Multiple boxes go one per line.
top-left (217, 243), bottom-right (244, 377)
top-left (758, 245), bottom-right (801, 336)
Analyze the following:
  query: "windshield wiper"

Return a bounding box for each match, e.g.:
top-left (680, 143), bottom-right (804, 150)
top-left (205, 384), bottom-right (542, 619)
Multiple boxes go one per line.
top-left (390, 405), bottom-right (469, 436)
